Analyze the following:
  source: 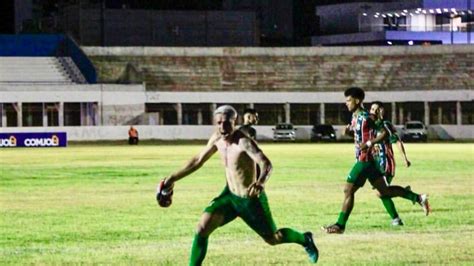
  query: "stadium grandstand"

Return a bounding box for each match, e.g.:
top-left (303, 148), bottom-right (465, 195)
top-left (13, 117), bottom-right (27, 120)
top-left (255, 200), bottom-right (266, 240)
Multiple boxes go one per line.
top-left (0, 35), bottom-right (473, 141)
top-left (0, 57), bottom-right (85, 84)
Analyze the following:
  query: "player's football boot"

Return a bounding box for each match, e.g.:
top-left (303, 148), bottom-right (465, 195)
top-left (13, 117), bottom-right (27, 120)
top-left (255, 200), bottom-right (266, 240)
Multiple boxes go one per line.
top-left (418, 194), bottom-right (430, 216)
top-left (391, 217), bottom-right (404, 226)
top-left (322, 224), bottom-right (345, 234)
top-left (156, 179), bottom-right (174, 208)
top-left (303, 232), bottom-right (319, 264)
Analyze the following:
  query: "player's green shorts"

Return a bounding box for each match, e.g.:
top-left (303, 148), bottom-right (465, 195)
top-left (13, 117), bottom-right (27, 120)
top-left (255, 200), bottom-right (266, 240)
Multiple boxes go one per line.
top-left (374, 158), bottom-right (394, 184)
top-left (347, 161), bottom-right (384, 187)
top-left (204, 186), bottom-right (277, 237)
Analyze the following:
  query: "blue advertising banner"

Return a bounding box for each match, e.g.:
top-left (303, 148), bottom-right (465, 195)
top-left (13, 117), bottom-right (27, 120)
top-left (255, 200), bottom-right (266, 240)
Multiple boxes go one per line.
top-left (0, 132), bottom-right (67, 148)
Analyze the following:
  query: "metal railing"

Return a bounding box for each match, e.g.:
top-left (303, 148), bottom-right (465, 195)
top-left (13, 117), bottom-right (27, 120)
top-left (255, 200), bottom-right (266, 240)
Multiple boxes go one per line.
top-left (360, 22), bottom-right (474, 33)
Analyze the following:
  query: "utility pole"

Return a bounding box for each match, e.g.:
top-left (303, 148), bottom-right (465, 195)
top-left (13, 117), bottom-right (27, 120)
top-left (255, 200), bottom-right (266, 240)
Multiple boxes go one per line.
top-left (101, 0), bottom-right (105, 46)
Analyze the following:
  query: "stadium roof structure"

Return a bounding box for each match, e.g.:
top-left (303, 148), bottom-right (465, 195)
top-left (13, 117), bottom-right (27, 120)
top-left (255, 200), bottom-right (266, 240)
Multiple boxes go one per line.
top-left (312, 0), bottom-right (473, 46)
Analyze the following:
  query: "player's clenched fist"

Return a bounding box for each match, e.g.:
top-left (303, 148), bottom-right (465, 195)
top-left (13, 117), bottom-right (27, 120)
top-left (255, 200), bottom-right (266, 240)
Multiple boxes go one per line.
top-left (247, 182), bottom-right (264, 198)
top-left (156, 179), bottom-right (174, 207)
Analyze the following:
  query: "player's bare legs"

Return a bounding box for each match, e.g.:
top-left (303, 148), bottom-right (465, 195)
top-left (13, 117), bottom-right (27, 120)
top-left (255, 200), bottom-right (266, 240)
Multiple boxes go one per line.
top-left (324, 183), bottom-right (360, 233)
top-left (342, 183), bottom-right (360, 216)
top-left (371, 178), bottom-right (430, 216)
top-left (258, 229), bottom-right (318, 263)
top-left (190, 212), bottom-right (229, 266)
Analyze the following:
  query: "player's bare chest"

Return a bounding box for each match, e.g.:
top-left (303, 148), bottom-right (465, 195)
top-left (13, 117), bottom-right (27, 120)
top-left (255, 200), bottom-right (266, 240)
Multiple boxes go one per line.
top-left (216, 142), bottom-right (244, 166)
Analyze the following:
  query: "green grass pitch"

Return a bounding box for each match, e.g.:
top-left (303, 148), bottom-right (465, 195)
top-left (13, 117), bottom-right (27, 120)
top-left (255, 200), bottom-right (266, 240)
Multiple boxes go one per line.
top-left (1, 143), bottom-right (473, 265)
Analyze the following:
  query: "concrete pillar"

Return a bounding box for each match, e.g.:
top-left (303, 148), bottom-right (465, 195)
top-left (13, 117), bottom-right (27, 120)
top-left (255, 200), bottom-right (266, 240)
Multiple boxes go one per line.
top-left (197, 109), bottom-right (203, 125)
top-left (85, 103), bottom-right (90, 126)
top-left (159, 112), bottom-right (164, 125)
top-left (391, 102), bottom-right (396, 124)
top-left (58, 102), bottom-right (64, 126)
top-left (80, 103), bottom-right (85, 126)
top-left (176, 103), bottom-right (182, 125)
top-left (16, 102), bottom-right (22, 127)
top-left (320, 103), bottom-right (325, 124)
top-left (284, 103), bottom-right (290, 123)
top-left (437, 106), bottom-right (442, 124)
top-left (43, 103), bottom-right (48, 127)
top-left (456, 101), bottom-right (462, 125)
top-left (1, 103), bottom-right (6, 127)
top-left (94, 102), bottom-right (99, 126)
top-left (424, 102), bottom-right (430, 125)
top-left (398, 106), bottom-right (404, 124)
top-left (210, 103), bottom-right (217, 123)
top-left (97, 102), bottom-right (102, 126)
top-left (248, 103), bottom-right (254, 109)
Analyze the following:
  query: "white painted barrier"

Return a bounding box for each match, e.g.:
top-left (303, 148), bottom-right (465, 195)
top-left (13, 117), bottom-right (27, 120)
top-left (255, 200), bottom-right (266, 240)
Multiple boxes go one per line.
top-left (1, 125), bottom-right (472, 141)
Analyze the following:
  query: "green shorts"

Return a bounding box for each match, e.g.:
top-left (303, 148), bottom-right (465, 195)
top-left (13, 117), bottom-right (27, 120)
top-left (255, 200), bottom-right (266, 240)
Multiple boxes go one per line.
top-left (347, 161), bottom-right (384, 187)
top-left (204, 186), bottom-right (277, 238)
top-left (373, 158), bottom-right (394, 184)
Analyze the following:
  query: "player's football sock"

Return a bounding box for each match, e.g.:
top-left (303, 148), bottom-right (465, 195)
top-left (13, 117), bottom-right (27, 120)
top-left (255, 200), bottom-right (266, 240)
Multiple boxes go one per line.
top-left (381, 197), bottom-right (399, 219)
top-left (401, 188), bottom-right (419, 204)
top-left (278, 228), bottom-right (306, 245)
top-left (336, 211), bottom-right (348, 229)
top-left (303, 232), bottom-right (319, 263)
top-left (189, 234), bottom-right (208, 266)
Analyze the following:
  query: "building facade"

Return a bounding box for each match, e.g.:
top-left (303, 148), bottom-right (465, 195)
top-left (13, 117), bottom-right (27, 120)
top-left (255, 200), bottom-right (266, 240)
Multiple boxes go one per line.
top-left (312, 0), bottom-right (473, 45)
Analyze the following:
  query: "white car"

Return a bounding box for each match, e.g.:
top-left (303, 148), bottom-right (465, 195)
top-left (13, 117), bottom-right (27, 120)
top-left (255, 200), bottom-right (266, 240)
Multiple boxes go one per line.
top-left (402, 121), bottom-right (428, 142)
top-left (273, 123), bottom-right (296, 142)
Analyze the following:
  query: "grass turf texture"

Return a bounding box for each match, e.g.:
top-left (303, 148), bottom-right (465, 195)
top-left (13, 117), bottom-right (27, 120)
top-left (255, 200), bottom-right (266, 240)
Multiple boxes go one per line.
top-left (1, 143), bottom-right (473, 265)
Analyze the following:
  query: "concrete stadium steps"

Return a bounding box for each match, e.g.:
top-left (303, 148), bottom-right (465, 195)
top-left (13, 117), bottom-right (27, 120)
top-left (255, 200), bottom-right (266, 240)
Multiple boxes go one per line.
top-left (0, 57), bottom-right (86, 84)
top-left (88, 47), bottom-right (474, 91)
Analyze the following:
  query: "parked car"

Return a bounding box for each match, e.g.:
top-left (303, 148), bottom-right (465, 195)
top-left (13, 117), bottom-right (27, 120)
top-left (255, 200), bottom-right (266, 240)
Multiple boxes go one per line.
top-left (272, 123), bottom-right (296, 142)
top-left (311, 124), bottom-right (337, 142)
top-left (402, 121), bottom-right (428, 142)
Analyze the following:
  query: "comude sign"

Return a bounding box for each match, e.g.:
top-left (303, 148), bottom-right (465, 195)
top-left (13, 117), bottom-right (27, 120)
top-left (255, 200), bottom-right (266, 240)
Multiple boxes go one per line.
top-left (0, 132), bottom-right (67, 148)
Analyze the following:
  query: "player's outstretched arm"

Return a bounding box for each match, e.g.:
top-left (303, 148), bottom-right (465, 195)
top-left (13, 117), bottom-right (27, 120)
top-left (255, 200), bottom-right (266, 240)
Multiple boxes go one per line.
top-left (239, 138), bottom-right (273, 197)
top-left (156, 133), bottom-right (217, 208)
top-left (396, 140), bottom-right (411, 167)
top-left (385, 121), bottom-right (411, 167)
top-left (163, 133), bottom-right (218, 187)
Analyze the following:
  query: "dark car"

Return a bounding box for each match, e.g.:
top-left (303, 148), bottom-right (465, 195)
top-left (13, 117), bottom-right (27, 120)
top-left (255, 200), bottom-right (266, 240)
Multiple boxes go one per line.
top-left (311, 124), bottom-right (336, 142)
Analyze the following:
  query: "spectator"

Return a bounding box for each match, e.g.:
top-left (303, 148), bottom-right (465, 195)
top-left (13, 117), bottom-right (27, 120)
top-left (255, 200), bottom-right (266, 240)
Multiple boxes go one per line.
top-left (128, 126), bottom-right (139, 145)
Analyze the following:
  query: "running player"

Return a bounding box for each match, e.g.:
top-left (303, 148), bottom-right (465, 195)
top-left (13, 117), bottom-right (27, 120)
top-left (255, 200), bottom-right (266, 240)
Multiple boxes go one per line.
top-left (323, 87), bottom-right (430, 234)
top-left (157, 105), bottom-right (319, 265)
top-left (239, 108), bottom-right (258, 140)
top-left (370, 101), bottom-right (411, 226)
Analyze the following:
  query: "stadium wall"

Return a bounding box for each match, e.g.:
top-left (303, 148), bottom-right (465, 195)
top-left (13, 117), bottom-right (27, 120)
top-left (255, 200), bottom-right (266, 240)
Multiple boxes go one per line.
top-left (1, 84), bottom-right (472, 140)
top-left (0, 125), bottom-right (472, 141)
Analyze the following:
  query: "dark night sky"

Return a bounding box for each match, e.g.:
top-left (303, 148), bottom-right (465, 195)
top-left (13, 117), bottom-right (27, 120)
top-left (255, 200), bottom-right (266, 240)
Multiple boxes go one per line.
top-left (0, 0), bottom-right (403, 35)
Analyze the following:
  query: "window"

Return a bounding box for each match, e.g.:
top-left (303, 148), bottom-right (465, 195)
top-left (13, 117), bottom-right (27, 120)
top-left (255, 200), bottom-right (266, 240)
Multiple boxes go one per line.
top-left (253, 104), bottom-right (285, 125)
top-left (182, 103), bottom-right (212, 125)
top-left (325, 103), bottom-right (350, 125)
top-left (22, 103), bottom-right (43, 127)
top-left (430, 102), bottom-right (456, 124)
top-left (64, 103), bottom-right (81, 126)
top-left (146, 103), bottom-right (177, 125)
top-left (290, 104), bottom-right (320, 125)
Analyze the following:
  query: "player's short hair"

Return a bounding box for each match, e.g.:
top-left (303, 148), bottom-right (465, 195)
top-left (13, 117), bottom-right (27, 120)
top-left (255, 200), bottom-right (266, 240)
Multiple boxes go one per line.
top-left (243, 108), bottom-right (257, 115)
top-left (344, 87), bottom-right (365, 101)
top-left (214, 105), bottom-right (238, 120)
top-left (372, 101), bottom-right (384, 109)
